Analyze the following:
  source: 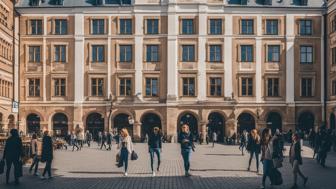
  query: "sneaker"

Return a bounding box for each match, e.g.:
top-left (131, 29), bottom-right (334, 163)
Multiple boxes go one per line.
top-left (304, 177), bottom-right (308, 186)
top-left (259, 186), bottom-right (265, 189)
top-left (152, 172), bottom-right (156, 177)
top-left (40, 176), bottom-right (46, 180)
top-left (34, 172), bottom-right (40, 176)
top-left (124, 172), bottom-right (128, 176)
top-left (48, 176), bottom-right (53, 179)
top-left (185, 172), bottom-right (192, 177)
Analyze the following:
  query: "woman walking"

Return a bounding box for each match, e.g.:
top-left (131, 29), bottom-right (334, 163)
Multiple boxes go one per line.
top-left (118, 128), bottom-right (134, 176)
top-left (289, 133), bottom-right (308, 189)
top-left (2, 129), bottom-right (23, 185)
top-left (148, 127), bottom-right (162, 176)
top-left (178, 124), bottom-right (194, 177)
top-left (29, 133), bottom-right (40, 176)
top-left (260, 128), bottom-right (273, 189)
top-left (41, 130), bottom-right (53, 179)
top-left (247, 129), bottom-right (261, 173)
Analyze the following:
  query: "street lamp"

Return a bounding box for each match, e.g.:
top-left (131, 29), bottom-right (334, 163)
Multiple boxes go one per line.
top-left (107, 94), bottom-right (114, 132)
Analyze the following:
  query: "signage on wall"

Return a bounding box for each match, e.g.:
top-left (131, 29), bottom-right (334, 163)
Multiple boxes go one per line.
top-left (12, 101), bottom-right (19, 113)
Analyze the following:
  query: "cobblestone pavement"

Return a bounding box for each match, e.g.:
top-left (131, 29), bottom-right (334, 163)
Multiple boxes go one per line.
top-left (0, 143), bottom-right (335, 189)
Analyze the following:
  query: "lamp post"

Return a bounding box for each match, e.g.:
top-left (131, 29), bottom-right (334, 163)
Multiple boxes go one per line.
top-left (107, 94), bottom-right (114, 133)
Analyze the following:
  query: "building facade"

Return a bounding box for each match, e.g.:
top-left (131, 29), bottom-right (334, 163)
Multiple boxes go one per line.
top-left (15, 0), bottom-right (326, 141)
top-left (327, 0), bottom-right (336, 131)
top-left (0, 0), bottom-right (18, 133)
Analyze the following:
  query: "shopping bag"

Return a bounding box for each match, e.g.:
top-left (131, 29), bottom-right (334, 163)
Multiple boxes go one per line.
top-left (131, 151), bottom-right (138, 161)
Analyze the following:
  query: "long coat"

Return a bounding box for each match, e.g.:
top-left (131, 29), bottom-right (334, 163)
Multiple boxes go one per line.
top-left (3, 136), bottom-right (23, 161)
top-left (41, 135), bottom-right (53, 162)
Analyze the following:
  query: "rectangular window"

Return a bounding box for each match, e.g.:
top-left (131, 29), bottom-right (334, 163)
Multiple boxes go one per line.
top-left (241, 77), bottom-right (253, 96)
top-left (240, 45), bottom-right (253, 62)
top-left (92, 45), bottom-right (105, 63)
top-left (181, 19), bottom-right (194, 35)
top-left (119, 45), bottom-right (132, 62)
top-left (209, 45), bottom-right (222, 62)
top-left (301, 78), bottom-right (313, 97)
top-left (332, 80), bottom-right (336, 96)
top-left (145, 78), bottom-right (158, 97)
top-left (241, 19), bottom-right (254, 35)
top-left (120, 19), bottom-right (132, 35)
top-left (267, 45), bottom-right (280, 62)
top-left (28, 46), bottom-right (41, 63)
top-left (267, 78), bottom-right (279, 97)
top-left (54, 78), bottom-right (66, 96)
top-left (119, 78), bottom-right (132, 96)
top-left (266, 19), bottom-right (278, 35)
top-left (91, 78), bottom-right (104, 96)
top-left (299, 20), bottom-right (312, 35)
top-left (332, 47), bottom-right (336, 65)
top-left (30, 19), bottom-right (42, 35)
top-left (209, 77), bottom-right (222, 96)
top-left (182, 78), bottom-right (195, 96)
top-left (146, 45), bottom-right (159, 62)
top-left (54, 45), bottom-right (66, 62)
top-left (182, 45), bottom-right (195, 62)
top-left (54, 19), bottom-right (68, 35)
top-left (146, 19), bottom-right (159, 34)
top-left (209, 19), bottom-right (222, 35)
top-left (300, 45), bottom-right (313, 64)
top-left (92, 19), bottom-right (105, 35)
top-left (28, 78), bottom-right (40, 97)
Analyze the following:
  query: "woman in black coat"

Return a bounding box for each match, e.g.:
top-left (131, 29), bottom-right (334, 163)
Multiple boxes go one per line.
top-left (41, 130), bottom-right (53, 179)
top-left (2, 129), bottom-right (23, 184)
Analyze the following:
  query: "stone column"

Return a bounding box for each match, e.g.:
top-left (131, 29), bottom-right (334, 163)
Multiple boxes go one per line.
top-left (224, 15), bottom-right (233, 98)
top-left (200, 121), bottom-right (207, 144)
top-left (134, 15), bottom-right (143, 100)
top-left (197, 6), bottom-right (207, 101)
top-left (225, 119), bottom-right (237, 138)
top-left (133, 122), bottom-right (141, 142)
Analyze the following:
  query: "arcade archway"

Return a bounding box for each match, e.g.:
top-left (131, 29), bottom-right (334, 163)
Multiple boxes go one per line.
top-left (141, 113), bottom-right (162, 140)
top-left (266, 112), bottom-right (282, 134)
top-left (27, 114), bottom-right (41, 134)
top-left (86, 112), bottom-right (104, 140)
top-left (237, 113), bottom-right (256, 133)
top-left (207, 112), bottom-right (225, 142)
top-left (52, 113), bottom-right (68, 137)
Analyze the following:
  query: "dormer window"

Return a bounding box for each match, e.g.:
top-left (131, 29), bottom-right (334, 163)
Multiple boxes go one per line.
top-left (300, 0), bottom-right (308, 6)
top-left (54, 0), bottom-right (64, 5)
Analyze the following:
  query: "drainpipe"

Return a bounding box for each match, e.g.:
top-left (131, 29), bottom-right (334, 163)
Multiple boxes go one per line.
top-left (323, 13), bottom-right (328, 126)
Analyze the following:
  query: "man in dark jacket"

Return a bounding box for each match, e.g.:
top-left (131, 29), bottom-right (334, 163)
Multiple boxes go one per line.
top-left (289, 134), bottom-right (308, 189)
top-left (100, 132), bottom-right (107, 150)
top-left (41, 130), bottom-right (53, 179)
top-left (148, 127), bottom-right (162, 176)
top-left (106, 132), bottom-right (113, 150)
top-left (2, 129), bottom-right (23, 184)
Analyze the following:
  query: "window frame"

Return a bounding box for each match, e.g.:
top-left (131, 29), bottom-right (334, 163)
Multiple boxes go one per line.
top-left (119, 18), bottom-right (133, 35)
top-left (300, 45), bottom-right (314, 64)
top-left (28, 46), bottom-right (41, 63)
top-left (209, 44), bottom-right (222, 63)
top-left (30, 19), bottom-right (42, 35)
top-left (267, 78), bottom-right (280, 97)
top-left (267, 45), bottom-right (281, 63)
top-left (182, 77), bottom-right (196, 97)
top-left (209, 77), bottom-right (222, 97)
top-left (301, 78), bottom-right (313, 97)
top-left (119, 78), bottom-right (132, 96)
top-left (145, 77), bottom-right (159, 97)
top-left (146, 45), bottom-right (160, 62)
top-left (28, 78), bottom-right (40, 97)
top-left (119, 45), bottom-right (133, 63)
top-left (241, 19), bottom-right (254, 35)
top-left (265, 19), bottom-right (279, 35)
top-left (209, 19), bottom-right (223, 35)
top-left (91, 19), bottom-right (105, 35)
top-left (91, 78), bottom-right (104, 97)
top-left (181, 45), bottom-right (195, 62)
top-left (146, 19), bottom-right (159, 35)
top-left (54, 19), bottom-right (68, 35)
top-left (240, 77), bottom-right (253, 97)
top-left (91, 45), bottom-right (105, 63)
top-left (240, 45), bottom-right (254, 63)
top-left (181, 19), bottom-right (195, 35)
top-left (299, 19), bottom-right (313, 36)
top-left (53, 78), bottom-right (66, 97)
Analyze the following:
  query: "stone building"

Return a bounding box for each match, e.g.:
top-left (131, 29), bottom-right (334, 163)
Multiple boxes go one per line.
top-left (0, 0), bottom-right (18, 133)
top-left (14, 0), bottom-right (327, 141)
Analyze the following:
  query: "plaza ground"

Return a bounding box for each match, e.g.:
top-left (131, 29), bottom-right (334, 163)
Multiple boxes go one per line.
top-left (0, 143), bottom-right (336, 189)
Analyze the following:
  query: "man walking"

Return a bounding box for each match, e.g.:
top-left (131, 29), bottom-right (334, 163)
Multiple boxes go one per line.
top-left (212, 131), bottom-right (217, 147)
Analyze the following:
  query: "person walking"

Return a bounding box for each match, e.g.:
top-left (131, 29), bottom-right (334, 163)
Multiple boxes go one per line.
top-left (77, 130), bottom-right (84, 150)
top-left (40, 130), bottom-right (53, 180)
top-left (289, 133), bottom-right (308, 189)
top-left (100, 132), bottom-right (107, 150)
top-left (117, 128), bottom-right (134, 176)
top-left (97, 131), bottom-right (102, 146)
top-left (260, 128), bottom-right (273, 189)
top-left (86, 131), bottom-right (92, 147)
top-left (2, 129), bottom-right (23, 185)
top-left (148, 127), bottom-right (162, 176)
top-left (239, 130), bottom-right (248, 155)
top-left (71, 131), bottom-right (79, 151)
top-left (247, 129), bottom-right (261, 173)
top-left (29, 133), bottom-right (40, 176)
top-left (318, 129), bottom-right (332, 167)
top-left (178, 124), bottom-right (194, 177)
top-left (107, 132), bottom-right (113, 150)
top-left (212, 131), bottom-right (217, 147)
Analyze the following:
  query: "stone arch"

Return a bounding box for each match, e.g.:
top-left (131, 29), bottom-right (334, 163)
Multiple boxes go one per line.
top-left (26, 113), bottom-right (41, 135)
top-left (297, 111), bottom-right (315, 132)
top-left (140, 112), bottom-right (162, 141)
top-left (177, 111), bottom-right (200, 136)
top-left (52, 113), bottom-right (68, 137)
top-left (113, 112), bottom-right (134, 137)
top-left (237, 112), bottom-right (256, 133)
top-left (86, 112), bottom-right (105, 140)
top-left (266, 111), bottom-right (282, 134)
top-left (207, 111), bottom-right (226, 142)
top-left (7, 114), bottom-right (15, 130)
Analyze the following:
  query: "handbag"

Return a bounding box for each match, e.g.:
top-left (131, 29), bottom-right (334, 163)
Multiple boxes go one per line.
top-left (0, 159), bottom-right (5, 174)
top-left (131, 151), bottom-right (138, 161)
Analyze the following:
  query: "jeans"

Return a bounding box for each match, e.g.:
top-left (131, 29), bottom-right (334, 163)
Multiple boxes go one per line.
top-left (29, 154), bottom-right (39, 174)
top-left (181, 148), bottom-right (192, 173)
top-left (248, 151), bottom-right (260, 171)
top-left (292, 160), bottom-right (306, 185)
top-left (5, 159), bottom-right (20, 183)
top-left (149, 148), bottom-right (161, 172)
top-left (42, 160), bottom-right (52, 177)
top-left (120, 147), bottom-right (129, 172)
top-left (262, 159), bottom-right (272, 186)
